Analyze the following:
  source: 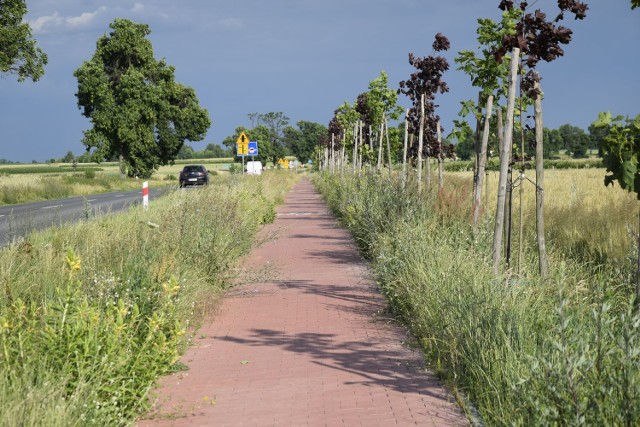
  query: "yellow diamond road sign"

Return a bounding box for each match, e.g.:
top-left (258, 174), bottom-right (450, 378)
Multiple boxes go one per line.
top-left (236, 131), bottom-right (249, 145)
top-left (236, 131), bottom-right (249, 155)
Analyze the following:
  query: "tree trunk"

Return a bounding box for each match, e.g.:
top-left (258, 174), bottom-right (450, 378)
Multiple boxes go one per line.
top-left (506, 177), bottom-right (513, 268)
top-left (377, 120), bottom-right (384, 172)
top-left (330, 133), bottom-right (335, 174)
top-left (426, 156), bottom-right (431, 192)
top-left (119, 153), bottom-right (126, 177)
top-left (437, 120), bottom-right (444, 189)
top-left (385, 116), bottom-right (392, 177)
top-left (637, 205), bottom-right (640, 308)
top-left (497, 107), bottom-right (509, 254)
top-left (324, 146), bottom-right (329, 171)
top-left (497, 108), bottom-right (504, 161)
top-left (473, 94), bottom-right (494, 227)
top-left (472, 91), bottom-right (483, 200)
top-left (492, 47), bottom-right (520, 276)
top-left (402, 109), bottom-right (409, 186)
top-left (359, 121), bottom-right (364, 173)
top-left (534, 81), bottom-right (548, 277)
top-left (369, 125), bottom-right (373, 152)
top-left (340, 146), bottom-right (345, 176)
top-left (417, 94), bottom-right (425, 195)
top-left (353, 121), bottom-right (358, 175)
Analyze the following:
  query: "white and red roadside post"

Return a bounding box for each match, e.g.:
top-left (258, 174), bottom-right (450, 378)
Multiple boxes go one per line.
top-left (142, 181), bottom-right (149, 209)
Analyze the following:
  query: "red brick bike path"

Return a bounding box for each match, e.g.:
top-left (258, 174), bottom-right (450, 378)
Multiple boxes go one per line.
top-left (138, 178), bottom-right (467, 427)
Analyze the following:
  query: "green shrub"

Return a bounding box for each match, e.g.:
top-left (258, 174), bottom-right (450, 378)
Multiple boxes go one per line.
top-left (228, 163), bottom-right (242, 174)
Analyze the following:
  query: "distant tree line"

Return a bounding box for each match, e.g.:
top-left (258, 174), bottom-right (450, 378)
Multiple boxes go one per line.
top-left (0, 159), bottom-right (20, 164)
top-left (175, 143), bottom-right (232, 160)
top-left (453, 122), bottom-right (611, 161)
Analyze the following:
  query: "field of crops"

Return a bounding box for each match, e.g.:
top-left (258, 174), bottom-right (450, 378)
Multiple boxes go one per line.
top-left (0, 160), bottom-right (234, 206)
top-left (315, 167), bottom-right (638, 425)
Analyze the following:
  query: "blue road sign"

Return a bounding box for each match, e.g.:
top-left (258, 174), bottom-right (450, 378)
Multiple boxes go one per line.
top-left (248, 141), bottom-right (258, 156)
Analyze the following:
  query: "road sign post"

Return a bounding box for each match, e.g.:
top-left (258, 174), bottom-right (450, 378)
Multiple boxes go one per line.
top-left (236, 132), bottom-right (250, 175)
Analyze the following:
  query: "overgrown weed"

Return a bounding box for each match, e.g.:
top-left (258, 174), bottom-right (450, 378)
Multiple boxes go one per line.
top-left (315, 171), bottom-right (639, 426)
top-left (0, 172), bottom-right (297, 426)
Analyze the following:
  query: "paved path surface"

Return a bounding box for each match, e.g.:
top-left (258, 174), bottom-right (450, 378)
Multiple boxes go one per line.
top-left (139, 179), bottom-right (467, 427)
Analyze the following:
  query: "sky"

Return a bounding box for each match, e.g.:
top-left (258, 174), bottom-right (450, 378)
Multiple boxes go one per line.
top-left (1, 0), bottom-right (638, 163)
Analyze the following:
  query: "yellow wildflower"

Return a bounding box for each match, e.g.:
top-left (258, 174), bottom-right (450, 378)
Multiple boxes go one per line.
top-left (65, 248), bottom-right (81, 273)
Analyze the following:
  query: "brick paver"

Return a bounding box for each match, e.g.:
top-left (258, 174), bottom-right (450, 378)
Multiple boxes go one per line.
top-left (138, 178), bottom-right (467, 427)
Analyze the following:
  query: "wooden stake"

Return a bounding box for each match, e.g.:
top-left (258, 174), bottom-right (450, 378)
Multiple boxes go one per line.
top-left (417, 94), bottom-right (425, 195)
top-left (437, 120), bottom-right (444, 189)
top-left (330, 133), bottom-right (335, 174)
top-left (353, 121), bottom-right (358, 175)
top-left (402, 109), bottom-right (409, 185)
top-left (472, 91), bottom-right (483, 200)
top-left (385, 116), bottom-right (392, 176)
top-left (377, 120), bottom-right (384, 172)
top-left (473, 94), bottom-right (494, 227)
top-left (358, 121), bottom-right (361, 171)
top-left (534, 80), bottom-right (548, 277)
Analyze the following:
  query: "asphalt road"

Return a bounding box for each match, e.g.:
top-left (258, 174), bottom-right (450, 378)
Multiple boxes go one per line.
top-left (0, 187), bottom-right (165, 247)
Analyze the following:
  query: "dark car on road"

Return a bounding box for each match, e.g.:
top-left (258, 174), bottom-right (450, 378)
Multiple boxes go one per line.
top-left (179, 165), bottom-right (209, 187)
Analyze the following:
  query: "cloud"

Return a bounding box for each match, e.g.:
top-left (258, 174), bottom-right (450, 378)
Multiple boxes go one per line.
top-left (131, 3), bottom-right (145, 13)
top-left (29, 7), bottom-right (107, 34)
top-left (219, 18), bottom-right (244, 30)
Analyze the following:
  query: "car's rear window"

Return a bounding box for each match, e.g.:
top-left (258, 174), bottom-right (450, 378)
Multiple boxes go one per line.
top-left (183, 165), bottom-right (204, 172)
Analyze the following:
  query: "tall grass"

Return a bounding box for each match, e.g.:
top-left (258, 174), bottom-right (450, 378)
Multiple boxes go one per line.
top-left (315, 171), bottom-right (639, 425)
top-left (0, 172), bottom-right (297, 426)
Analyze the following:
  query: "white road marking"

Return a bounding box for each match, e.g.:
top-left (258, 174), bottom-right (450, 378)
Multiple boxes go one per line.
top-left (41, 205), bottom-right (63, 210)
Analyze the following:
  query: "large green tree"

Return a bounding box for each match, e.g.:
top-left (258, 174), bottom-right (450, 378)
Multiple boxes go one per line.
top-left (588, 122), bottom-right (609, 155)
top-left (284, 121), bottom-right (327, 164)
top-left (74, 19), bottom-right (210, 178)
top-left (558, 124), bottom-right (590, 158)
top-left (0, 0), bottom-right (47, 81)
top-left (250, 112), bottom-right (289, 165)
top-left (543, 127), bottom-right (563, 159)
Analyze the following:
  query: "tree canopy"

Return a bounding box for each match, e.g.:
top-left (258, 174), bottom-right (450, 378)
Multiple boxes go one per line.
top-left (74, 19), bottom-right (210, 178)
top-left (0, 0), bottom-right (47, 81)
top-left (284, 121), bottom-right (327, 164)
top-left (595, 112), bottom-right (640, 198)
top-left (399, 33), bottom-right (452, 160)
top-left (222, 112), bottom-right (293, 165)
top-left (250, 112), bottom-right (289, 165)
